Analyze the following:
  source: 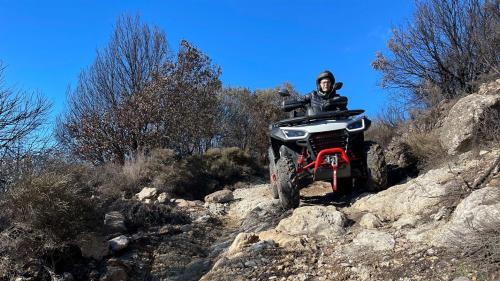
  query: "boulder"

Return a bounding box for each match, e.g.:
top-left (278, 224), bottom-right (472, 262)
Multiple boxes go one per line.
top-left (226, 232), bottom-right (259, 257)
top-left (276, 206), bottom-right (346, 239)
top-left (359, 213), bottom-right (382, 229)
top-left (104, 211), bottom-right (126, 233)
top-left (432, 185), bottom-right (500, 247)
top-left (352, 230), bottom-right (395, 251)
top-left (108, 235), bottom-right (130, 252)
top-left (204, 189), bottom-right (234, 203)
top-left (136, 187), bottom-right (158, 201)
top-left (439, 80), bottom-right (500, 155)
top-left (351, 161), bottom-right (479, 220)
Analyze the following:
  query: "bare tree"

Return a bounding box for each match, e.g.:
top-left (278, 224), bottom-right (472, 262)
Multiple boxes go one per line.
top-left (58, 15), bottom-right (221, 163)
top-left (58, 14), bottom-right (170, 164)
top-left (372, 0), bottom-right (499, 107)
top-left (0, 62), bottom-right (51, 190)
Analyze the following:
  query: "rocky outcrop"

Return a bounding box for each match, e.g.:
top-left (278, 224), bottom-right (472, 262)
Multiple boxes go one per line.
top-left (352, 230), bottom-right (395, 251)
top-left (275, 206), bottom-right (346, 239)
top-left (439, 79), bottom-right (500, 155)
top-left (352, 165), bottom-right (462, 220)
top-left (432, 185), bottom-right (500, 247)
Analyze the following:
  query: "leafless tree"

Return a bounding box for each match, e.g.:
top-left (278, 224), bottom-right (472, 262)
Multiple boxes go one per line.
top-left (0, 62), bottom-right (51, 190)
top-left (58, 15), bottom-right (221, 163)
top-left (373, 0), bottom-right (499, 107)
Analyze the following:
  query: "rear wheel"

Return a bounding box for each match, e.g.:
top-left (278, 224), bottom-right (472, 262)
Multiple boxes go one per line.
top-left (268, 147), bottom-right (279, 199)
top-left (361, 141), bottom-right (388, 191)
top-left (276, 148), bottom-right (300, 209)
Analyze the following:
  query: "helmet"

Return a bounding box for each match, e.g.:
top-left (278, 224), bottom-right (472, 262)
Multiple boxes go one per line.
top-left (316, 70), bottom-right (335, 94)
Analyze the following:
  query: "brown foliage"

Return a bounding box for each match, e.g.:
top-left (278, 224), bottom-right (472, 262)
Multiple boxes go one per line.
top-left (57, 15), bottom-right (221, 164)
top-left (217, 84), bottom-right (295, 162)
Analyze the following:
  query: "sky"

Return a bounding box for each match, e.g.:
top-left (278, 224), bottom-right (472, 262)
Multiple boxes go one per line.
top-left (0, 0), bottom-right (415, 125)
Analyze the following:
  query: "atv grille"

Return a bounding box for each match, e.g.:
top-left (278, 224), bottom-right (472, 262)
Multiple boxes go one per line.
top-left (309, 130), bottom-right (348, 155)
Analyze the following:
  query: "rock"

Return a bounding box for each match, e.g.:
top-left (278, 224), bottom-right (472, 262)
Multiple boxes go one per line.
top-left (99, 266), bottom-right (128, 281)
top-left (104, 211), bottom-right (126, 233)
top-left (352, 230), bottom-right (395, 251)
top-left (156, 192), bottom-right (168, 203)
top-left (244, 260), bottom-right (257, 267)
top-left (258, 229), bottom-right (303, 248)
top-left (247, 240), bottom-right (276, 253)
top-left (359, 213), bottom-right (382, 229)
top-left (276, 206), bottom-right (346, 239)
top-left (226, 232), bottom-right (260, 257)
top-left (392, 214), bottom-right (420, 229)
top-left (432, 186), bottom-right (500, 247)
top-left (385, 141), bottom-right (418, 170)
top-left (352, 164), bottom-right (471, 220)
top-left (108, 235), bottom-right (130, 252)
top-left (174, 198), bottom-right (199, 208)
top-left (136, 187), bottom-right (157, 201)
top-left (204, 189), bottom-right (234, 203)
top-left (77, 233), bottom-right (109, 261)
top-left (439, 80), bottom-right (500, 155)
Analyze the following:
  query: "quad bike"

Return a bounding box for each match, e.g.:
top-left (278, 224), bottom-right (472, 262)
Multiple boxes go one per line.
top-left (268, 84), bottom-right (388, 209)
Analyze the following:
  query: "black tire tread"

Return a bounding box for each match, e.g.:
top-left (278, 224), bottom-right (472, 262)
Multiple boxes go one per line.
top-left (364, 141), bottom-right (388, 191)
top-left (276, 151), bottom-right (300, 209)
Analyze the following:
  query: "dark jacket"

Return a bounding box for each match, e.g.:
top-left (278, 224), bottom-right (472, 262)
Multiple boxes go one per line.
top-left (302, 90), bottom-right (340, 114)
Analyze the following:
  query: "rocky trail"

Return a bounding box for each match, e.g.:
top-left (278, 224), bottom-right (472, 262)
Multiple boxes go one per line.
top-left (96, 81), bottom-right (500, 281)
top-left (111, 148), bottom-right (499, 281)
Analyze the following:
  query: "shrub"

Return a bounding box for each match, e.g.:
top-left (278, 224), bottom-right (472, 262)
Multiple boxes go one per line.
top-left (1, 167), bottom-right (102, 240)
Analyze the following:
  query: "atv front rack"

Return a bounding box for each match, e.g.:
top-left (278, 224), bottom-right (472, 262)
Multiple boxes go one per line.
top-left (297, 147), bottom-right (350, 191)
top-left (273, 110), bottom-right (365, 127)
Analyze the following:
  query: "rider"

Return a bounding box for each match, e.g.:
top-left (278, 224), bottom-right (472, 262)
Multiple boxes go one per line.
top-left (303, 70), bottom-right (344, 113)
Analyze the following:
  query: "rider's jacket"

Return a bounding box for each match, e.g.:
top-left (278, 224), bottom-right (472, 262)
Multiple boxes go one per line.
top-left (302, 90), bottom-right (340, 114)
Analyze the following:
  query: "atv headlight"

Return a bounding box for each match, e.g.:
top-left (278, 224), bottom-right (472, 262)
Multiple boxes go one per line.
top-left (346, 118), bottom-right (365, 132)
top-left (282, 129), bottom-right (307, 139)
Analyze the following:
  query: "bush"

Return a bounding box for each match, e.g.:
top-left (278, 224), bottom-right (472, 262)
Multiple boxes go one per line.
top-left (0, 167), bottom-right (102, 241)
top-left (203, 147), bottom-right (260, 183)
top-left (365, 121), bottom-right (398, 149)
top-left (0, 164), bottom-right (103, 279)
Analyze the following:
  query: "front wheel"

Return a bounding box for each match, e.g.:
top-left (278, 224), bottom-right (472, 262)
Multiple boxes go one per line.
top-left (268, 147), bottom-right (279, 199)
top-left (361, 141), bottom-right (388, 192)
top-left (276, 151), bottom-right (300, 209)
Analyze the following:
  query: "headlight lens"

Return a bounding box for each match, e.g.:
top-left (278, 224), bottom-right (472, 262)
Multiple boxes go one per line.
top-left (282, 129), bottom-right (307, 138)
top-left (346, 119), bottom-right (364, 131)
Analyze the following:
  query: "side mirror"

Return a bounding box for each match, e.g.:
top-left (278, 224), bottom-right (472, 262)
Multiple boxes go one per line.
top-left (278, 88), bottom-right (290, 97)
top-left (334, 82), bottom-right (343, 90)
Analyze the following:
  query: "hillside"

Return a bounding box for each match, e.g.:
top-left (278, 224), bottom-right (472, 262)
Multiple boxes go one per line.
top-left (1, 81), bottom-right (498, 281)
